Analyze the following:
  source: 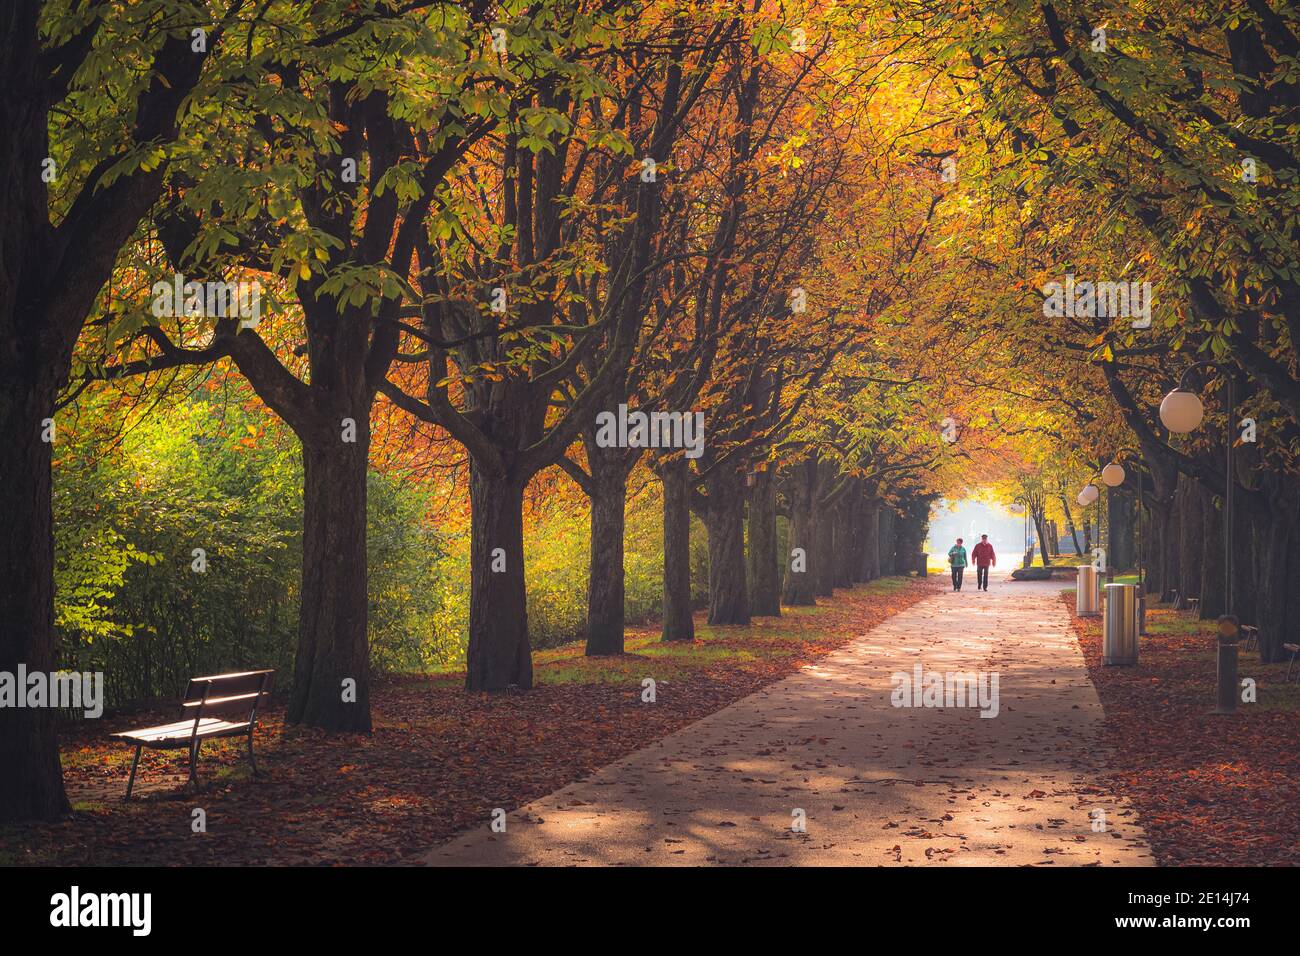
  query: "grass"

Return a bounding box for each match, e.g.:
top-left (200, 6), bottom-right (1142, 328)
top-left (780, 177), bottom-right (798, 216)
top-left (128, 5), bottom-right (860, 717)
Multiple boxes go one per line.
top-left (534, 576), bottom-right (917, 685)
top-left (426, 576), bottom-right (919, 688)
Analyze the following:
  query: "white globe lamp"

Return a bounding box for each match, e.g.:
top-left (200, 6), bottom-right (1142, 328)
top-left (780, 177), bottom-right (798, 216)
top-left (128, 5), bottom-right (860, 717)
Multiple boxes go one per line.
top-left (1159, 388), bottom-right (1204, 434)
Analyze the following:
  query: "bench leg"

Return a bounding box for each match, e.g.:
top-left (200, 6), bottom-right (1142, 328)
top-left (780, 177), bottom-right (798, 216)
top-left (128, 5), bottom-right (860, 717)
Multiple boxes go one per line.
top-left (124, 745), bottom-right (142, 801)
top-left (1288, 652), bottom-right (1297, 683)
top-left (187, 740), bottom-right (201, 788)
top-left (246, 730), bottom-right (260, 777)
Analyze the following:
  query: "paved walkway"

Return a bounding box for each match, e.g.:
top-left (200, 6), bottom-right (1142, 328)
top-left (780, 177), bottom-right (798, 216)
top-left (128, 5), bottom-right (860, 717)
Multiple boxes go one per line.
top-left (418, 572), bottom-right (1154, 866)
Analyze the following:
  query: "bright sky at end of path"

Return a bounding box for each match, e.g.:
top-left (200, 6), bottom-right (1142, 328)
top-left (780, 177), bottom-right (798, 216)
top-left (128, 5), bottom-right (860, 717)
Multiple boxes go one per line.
top-left (926, 498), bottom-right (1028, 560)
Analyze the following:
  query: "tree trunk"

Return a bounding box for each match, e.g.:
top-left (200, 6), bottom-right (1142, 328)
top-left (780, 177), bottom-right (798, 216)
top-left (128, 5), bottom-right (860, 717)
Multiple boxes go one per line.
top-left (585, 446), bottom-right (627, 655)
top-left (833, 499), bottom-right (855, 588)
top-left (1059, 494), bottom-right (1083, 556)
top-left (1256, 503), bottom-right (1300, 662)
top-left (1170, 486), bottom-right (1190, 598)
top-left (1232, 499), bottom-right (1257, 627)
top-left (466, 464), bottom-right (532, 689)
top-left (661, 458), bottom-right (695, 641)
top-left (290, 437), bottom-right (373, 730)
top-left (813, 494), bottom-right (835, 597)
top-left (704, 469), bottom-right (750, 625)
top-left (1033, 511), bottom-right (1051, 568)
top-left (1162, 488), bottom-right (1183, 603)
top-left (878, 506), bottom-right (896, 575)
top-left (1174, 477), bottom-right (1201, 610)
top-left (782, 460), bottom-right (817, 605)
top-left (1107, 485), bottom-right (1136, 571)
top-left (848, 493), bottom-right (869, 583)
top-left (1198, 484), bottom-right (1225, 619)
top-left (895, 497), bottom-right (928, 574)
top-left (861, 498), bottom-right (881, 581)
top-left (747, 469), bottom-right (780, 616)
top-left (1144, 501), bottom-right (1167, 597)
top-left (0, 371), bottom-right (70, 821)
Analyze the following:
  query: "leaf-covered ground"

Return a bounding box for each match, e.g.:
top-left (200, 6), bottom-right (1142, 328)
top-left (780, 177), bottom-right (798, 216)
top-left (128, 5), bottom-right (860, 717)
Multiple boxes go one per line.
top-left (0, 576), bottom-right (934, 866)
top-left (1064, 592), bottom-right (1300, 866)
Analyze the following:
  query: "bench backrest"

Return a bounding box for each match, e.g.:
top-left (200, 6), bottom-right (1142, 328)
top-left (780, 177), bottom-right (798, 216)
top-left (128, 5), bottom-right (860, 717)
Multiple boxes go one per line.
top-left (181, 670), bottom-right (275, 724)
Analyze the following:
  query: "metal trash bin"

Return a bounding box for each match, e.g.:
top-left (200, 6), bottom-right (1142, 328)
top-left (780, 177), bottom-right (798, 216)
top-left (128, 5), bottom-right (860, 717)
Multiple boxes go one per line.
top-left (1103, 583), bottom-right (1138, 665)
top-left (1076, 565), bottom-right (1100, 617)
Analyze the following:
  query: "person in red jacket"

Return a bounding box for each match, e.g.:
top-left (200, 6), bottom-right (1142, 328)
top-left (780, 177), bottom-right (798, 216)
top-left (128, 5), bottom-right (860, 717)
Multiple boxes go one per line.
top-left (972, 535), bottom-right (996, 591)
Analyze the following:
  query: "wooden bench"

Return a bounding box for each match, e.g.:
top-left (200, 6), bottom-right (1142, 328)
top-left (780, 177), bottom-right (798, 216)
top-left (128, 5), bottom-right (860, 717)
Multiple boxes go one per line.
top-left (1184, 597), bottom-right (1200, 616)
top-left (110, 670), bottom-right (274, 800)
top-left (1285, 643), bottom-right (1300, 684)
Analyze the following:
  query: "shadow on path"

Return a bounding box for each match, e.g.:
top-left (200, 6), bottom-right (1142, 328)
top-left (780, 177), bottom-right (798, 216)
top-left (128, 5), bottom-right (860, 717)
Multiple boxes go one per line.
top-left (416, 571), bottom-right (1154, 866)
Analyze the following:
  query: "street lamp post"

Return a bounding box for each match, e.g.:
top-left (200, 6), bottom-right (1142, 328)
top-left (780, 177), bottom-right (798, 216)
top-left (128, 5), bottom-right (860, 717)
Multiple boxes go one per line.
top-left (1159, 361), bottom-right (1238, 714)
top-left (1077, 481), bottom-right (1100, 567)
top-left (1097, 463), bottom-right (1128, 582)
top-left (1097, 477), bottom-right (1106, 581)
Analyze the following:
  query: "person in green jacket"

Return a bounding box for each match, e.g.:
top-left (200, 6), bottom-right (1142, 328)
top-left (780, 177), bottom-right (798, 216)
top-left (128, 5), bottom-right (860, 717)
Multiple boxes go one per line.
top-left (948, 538), bottom-right (968, 591)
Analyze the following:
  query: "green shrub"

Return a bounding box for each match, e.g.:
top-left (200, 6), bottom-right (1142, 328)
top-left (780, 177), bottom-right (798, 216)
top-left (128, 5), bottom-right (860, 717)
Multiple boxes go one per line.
top-left (54, 381), bottom-right (717, 696)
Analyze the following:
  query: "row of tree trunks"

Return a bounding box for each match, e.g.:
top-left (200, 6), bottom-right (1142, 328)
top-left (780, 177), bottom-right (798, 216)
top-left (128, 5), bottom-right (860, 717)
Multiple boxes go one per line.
top-left (1137, 458), bottom-right (1282, 649)
top-left (661, 459), bottom-right (928, 644)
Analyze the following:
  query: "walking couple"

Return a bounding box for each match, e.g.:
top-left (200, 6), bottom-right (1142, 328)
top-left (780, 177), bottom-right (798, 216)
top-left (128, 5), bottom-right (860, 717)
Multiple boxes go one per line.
top-left (947, 535), bottom-right (995, 592)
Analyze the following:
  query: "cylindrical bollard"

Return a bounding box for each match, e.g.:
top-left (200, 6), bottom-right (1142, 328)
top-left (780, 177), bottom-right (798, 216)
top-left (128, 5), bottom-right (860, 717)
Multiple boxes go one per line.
top-left (1076, 565), bottom-right (1100, 617)
top-left (1103, 583), bottom-right (1138, 665)
top-left (1215, 643), bottom-right (1239, 714)
top-left (1214, 615), bottom-right (1240, 715)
